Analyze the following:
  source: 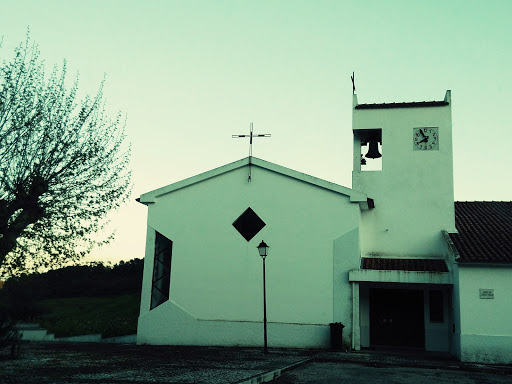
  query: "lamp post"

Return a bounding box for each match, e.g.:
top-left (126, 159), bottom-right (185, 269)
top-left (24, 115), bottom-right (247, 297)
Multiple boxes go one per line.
top-left (257, 240), bottom-right (269, 354)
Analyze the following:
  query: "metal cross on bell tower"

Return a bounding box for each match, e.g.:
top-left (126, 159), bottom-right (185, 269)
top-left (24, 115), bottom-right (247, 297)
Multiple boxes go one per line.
top-left (232, 123), bottom-right (271, 182)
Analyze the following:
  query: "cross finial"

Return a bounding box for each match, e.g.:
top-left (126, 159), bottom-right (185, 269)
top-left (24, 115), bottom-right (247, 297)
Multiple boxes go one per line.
top-left (232, 123), bottom-right (271, 182)
top-left (351, 72), bottom-right (355, 94)
top-left (232, 123), bottom-right (271, 158)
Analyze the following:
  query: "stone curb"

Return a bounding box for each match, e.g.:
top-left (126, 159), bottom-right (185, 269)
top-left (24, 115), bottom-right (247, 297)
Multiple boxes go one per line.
top-left (234, 357), bottom-right (314, 384)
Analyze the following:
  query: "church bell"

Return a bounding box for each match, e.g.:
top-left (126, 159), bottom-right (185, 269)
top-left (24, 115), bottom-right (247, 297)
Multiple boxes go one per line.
top-left (365, 139), bottom-right (382, 159)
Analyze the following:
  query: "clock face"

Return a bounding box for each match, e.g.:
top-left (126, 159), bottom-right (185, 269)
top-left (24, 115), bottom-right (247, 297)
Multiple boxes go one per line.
top-left (413, 127), bottom-right (439, 150)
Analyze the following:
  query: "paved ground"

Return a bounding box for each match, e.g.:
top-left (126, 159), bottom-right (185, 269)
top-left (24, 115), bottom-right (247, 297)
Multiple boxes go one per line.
top-left (0, 342), bottom-right (312, 384)
top-left (1, 343), bottom-right (511, 384)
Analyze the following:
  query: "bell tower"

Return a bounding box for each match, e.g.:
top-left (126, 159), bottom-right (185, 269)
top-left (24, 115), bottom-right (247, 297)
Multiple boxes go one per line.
top-left (352, 90), bottom-right (456, 258)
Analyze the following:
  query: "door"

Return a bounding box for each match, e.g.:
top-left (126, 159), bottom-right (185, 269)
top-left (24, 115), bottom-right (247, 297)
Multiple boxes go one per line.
top-left (369, 288), bottom-right (425, 348)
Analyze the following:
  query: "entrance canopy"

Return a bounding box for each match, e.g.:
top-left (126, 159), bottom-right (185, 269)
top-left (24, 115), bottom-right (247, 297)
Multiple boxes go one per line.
top-left (349, 258), bottom-right (452, 284)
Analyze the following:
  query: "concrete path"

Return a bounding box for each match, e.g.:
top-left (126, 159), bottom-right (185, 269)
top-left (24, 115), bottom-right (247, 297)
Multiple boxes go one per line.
top-left (268, 349), bottom-right (512, 384)
top-left (267, 361), bottom-right (512, 384)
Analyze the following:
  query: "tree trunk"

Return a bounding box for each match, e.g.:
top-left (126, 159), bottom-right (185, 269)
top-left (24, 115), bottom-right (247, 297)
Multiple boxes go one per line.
top-left (0, 178), bottom-right (47, 264)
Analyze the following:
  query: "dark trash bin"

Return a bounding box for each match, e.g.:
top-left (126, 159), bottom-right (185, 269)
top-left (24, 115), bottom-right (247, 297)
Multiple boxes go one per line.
top-left (329, 322), bottom-right (345, 350)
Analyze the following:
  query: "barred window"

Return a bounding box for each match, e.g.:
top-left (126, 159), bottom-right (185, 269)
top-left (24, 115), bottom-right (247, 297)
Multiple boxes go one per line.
top-left (150, 232), bottom-right (173, 310)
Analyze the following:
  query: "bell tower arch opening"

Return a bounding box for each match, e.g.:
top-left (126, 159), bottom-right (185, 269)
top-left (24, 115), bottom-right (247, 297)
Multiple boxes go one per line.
top-left (354, 128), bottom-right (382, 172)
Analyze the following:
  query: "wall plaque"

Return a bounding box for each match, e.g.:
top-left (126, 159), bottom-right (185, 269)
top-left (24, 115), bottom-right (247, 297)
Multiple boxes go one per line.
top-left (479, 289), bottom-right (494, 299)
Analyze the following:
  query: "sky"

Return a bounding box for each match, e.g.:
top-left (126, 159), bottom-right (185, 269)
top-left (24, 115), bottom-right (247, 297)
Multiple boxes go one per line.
top-left (1, 0), bottom-right (511, 265)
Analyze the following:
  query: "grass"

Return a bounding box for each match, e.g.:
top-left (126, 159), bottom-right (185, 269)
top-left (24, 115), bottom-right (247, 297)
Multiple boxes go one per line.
top-left (38, 293), bottom-right (141, 338)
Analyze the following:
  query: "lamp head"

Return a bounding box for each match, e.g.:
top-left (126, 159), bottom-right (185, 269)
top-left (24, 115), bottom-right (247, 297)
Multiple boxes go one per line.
top-left (257, 240), bottom-right (269, 259)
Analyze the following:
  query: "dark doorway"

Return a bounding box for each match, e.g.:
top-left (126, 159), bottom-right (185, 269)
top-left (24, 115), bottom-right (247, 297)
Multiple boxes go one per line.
top-left (369, 288), bottom-right (425, 348)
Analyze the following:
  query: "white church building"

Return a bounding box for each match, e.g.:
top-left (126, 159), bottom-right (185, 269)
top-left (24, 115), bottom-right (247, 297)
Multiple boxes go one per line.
top-left (137, 90), bottom-right (512, 364)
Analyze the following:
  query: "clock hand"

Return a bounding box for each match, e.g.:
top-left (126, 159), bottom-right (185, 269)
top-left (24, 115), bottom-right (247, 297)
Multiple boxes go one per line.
top-left (419, 137), bottom-right (429, 143)
top-left (420, 129), bottom-right (427, 138)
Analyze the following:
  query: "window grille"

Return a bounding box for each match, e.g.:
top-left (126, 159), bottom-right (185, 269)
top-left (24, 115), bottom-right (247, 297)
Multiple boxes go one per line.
top-left (150, 232), bottom-right (173, 310)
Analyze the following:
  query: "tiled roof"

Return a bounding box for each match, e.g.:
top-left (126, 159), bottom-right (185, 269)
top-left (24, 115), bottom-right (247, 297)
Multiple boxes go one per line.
top-left (362, 258), bottom-right (448, 272)
top-left (449, 202), bottom-right (512, 264)
top-left (355, 101), bottom-right (449, 109)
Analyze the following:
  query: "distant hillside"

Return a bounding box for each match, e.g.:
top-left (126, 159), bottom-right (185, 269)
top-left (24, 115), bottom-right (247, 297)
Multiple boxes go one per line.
top-left (39, 293), bottom-right (141, 338)
top-left (0, 259), bottom-right (143, 321)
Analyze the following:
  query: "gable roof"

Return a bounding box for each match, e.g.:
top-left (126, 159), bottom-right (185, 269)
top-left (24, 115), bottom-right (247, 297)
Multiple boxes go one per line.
top-left (138, 157), bottom-right (369, 206)
top-left (449, 202), bottom-right (512, 264)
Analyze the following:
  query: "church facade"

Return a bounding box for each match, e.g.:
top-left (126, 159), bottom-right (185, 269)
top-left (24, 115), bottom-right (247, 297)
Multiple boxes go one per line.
top-left (137, 90), bottom-right (512, 364)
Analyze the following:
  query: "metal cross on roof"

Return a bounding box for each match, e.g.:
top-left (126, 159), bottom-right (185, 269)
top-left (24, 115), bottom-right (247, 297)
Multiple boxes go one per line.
top-left (232, 123), bottom-right (271, 157)
top-left (232, 123), bottom-right (271, 182)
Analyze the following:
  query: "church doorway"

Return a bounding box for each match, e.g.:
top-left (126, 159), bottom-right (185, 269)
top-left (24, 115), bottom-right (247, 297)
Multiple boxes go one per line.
top-left (369, 288), bottom-right (425, 348)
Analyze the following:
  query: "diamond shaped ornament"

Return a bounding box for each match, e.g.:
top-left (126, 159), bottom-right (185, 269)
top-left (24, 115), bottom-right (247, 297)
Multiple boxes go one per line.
top-left (232, 207), bottom-right (266, 242)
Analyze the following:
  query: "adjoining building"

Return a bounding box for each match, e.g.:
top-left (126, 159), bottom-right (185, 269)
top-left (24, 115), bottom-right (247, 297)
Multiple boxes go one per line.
top-left (137, 90), bottom-right (512, 364)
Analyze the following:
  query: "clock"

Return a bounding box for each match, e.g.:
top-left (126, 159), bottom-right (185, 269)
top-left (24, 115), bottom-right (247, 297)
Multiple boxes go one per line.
top-left (413, 127), bottom-right (439, 150)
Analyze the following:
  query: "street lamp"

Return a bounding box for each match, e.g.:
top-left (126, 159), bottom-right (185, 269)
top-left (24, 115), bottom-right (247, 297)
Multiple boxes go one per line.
top-left (257, 240), bottom-right (269, 354)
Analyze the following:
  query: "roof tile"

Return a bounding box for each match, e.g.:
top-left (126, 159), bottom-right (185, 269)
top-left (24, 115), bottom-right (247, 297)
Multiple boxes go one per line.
top-left (355, 101), bottom-right (449, 109)
top-left (449, 202), bottom-right (512, 264)
top-left (362, 258), bottom-right (448, 272)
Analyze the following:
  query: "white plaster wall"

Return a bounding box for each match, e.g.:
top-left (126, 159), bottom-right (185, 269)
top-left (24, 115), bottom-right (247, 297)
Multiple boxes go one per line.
top-left (333, 227), bottom-right (362, 348)
top-left (451, 262), bottom-right (462, 359)
top-left (138, 165), bottom-right (361, 347)
top-left (138, 300), bottom-right (330, 348)
top-left (352, 94), bottom-right (456, 258)
top-left (139, 225), bottom-right (155, 316)
top-left (457, 265), bottom-right (512, 364)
